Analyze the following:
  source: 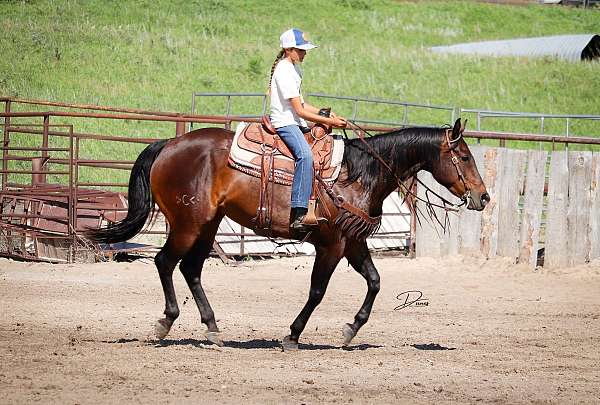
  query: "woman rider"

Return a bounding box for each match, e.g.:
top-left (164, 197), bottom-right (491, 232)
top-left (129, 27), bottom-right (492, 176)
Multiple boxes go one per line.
top-left (268, 28), bottom-right (347, 232)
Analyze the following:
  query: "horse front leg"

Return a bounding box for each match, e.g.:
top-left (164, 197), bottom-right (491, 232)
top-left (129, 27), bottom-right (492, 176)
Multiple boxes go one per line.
top-left (343, 240), bottom-right (381, 346)
top-left (282, 243), bottom-right (345, 351)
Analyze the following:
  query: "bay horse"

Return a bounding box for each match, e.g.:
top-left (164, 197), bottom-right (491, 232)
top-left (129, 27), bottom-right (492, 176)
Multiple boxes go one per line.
top-left (87, 118), bottom-right (489, 350)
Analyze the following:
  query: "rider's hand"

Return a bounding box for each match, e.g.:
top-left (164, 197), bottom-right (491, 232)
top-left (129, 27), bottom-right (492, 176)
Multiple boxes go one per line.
top-left (330, 115), bottom-right (347, 128)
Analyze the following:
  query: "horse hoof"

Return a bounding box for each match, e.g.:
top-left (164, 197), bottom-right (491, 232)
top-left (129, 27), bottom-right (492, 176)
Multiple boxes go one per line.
top-left (154, 318), bottom-right (172, 340)
top-left (281, 335), bottom-right (299, 352)
top-left (342, 323), bottom-right (356, 346)
top-left (206, 331), bottom-right (224, 347)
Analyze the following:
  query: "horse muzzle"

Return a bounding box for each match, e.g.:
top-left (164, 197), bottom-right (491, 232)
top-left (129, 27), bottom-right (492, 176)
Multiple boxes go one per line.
top-left (465, 191), bottom-right (490, 211)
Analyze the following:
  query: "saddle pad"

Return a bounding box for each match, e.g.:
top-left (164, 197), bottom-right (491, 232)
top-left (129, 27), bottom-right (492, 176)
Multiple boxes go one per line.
top-left (228, 122), bottom-right (345, 186)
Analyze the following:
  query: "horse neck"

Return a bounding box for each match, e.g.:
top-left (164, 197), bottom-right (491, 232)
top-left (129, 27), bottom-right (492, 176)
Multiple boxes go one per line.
top-left (366, 130), bottom-right (442, 211)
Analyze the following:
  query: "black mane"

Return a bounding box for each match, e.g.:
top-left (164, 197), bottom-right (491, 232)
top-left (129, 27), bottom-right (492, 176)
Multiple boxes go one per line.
top-left (341, 126), bottom-right (443, 191)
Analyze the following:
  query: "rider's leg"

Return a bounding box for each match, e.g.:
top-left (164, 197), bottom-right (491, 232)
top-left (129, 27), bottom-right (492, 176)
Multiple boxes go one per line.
top-left (276, 125), bottom-right (314, 229)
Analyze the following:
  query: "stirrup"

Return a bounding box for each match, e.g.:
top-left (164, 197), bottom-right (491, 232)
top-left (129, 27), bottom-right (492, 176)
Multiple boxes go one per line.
top-left (290, 216), bottom-right (318, 234)
top-left (302, 199), bottom-right (328, 226)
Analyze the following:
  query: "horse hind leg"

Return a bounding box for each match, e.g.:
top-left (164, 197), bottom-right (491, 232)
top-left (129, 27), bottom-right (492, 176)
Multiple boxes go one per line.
top-left (152, 228), bottom-right (200, 339)
top-left (153, 243), bottom-right (183, 339)
top-left (179, 217), bottom-right (224, 346)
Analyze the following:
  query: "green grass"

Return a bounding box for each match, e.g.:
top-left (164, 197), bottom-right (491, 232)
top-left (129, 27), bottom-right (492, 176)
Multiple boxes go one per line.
top-left (1, 0), bottom-right (599, 185)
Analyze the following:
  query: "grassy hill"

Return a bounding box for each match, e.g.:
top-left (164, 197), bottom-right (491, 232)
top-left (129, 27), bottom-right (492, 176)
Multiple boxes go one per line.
top-left (0, 0), bottom-right (599, 183)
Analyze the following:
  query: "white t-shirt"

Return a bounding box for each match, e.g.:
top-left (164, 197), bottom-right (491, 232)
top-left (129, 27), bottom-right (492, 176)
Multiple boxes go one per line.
top-left (269, 59), bottom-right (308, 129)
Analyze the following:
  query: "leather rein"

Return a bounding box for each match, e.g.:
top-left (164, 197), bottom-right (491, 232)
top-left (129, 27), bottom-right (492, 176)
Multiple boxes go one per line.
top-left (344, 121), bottom-right (473, 212)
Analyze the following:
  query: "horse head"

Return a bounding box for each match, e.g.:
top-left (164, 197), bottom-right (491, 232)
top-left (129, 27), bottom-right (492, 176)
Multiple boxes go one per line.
top-left (430, 118), bottom-right (490, 211)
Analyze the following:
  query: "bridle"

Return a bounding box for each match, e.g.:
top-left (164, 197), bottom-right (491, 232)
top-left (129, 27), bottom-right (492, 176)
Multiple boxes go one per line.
top-left (344, 121), bottom-right (473, 213)
top-left (444, 128), bottom-right (473, 208)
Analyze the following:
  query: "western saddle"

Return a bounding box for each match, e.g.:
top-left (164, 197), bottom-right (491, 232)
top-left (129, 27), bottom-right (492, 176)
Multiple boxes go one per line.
top-left (228, 112), bottom-right (343, 233)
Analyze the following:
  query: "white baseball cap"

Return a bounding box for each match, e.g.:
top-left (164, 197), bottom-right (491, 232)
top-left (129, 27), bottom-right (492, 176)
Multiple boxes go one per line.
top-left (279, 28), bottom-right (318, 50)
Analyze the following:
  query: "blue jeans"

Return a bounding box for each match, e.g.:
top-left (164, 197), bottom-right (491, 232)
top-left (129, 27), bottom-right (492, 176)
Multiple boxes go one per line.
top-left (276, 125), bottom-right (313, 209)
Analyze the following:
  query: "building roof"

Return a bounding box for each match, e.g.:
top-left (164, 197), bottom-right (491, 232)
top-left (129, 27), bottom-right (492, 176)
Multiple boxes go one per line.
top-left (431, 34), bottom-right (600, 62)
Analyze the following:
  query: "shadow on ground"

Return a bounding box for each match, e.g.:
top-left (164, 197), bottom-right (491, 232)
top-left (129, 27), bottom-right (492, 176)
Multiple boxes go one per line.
top-left (103, 337), bottom-right (382, 351)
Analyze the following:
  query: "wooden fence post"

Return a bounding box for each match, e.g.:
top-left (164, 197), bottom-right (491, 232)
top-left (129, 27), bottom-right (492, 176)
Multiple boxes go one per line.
top-left (496, 149), bottom-right (526, 261)
top-left (458, 146), bottom-right (486, 255)
top-left (545, 151), bottom-right (568, 268)
top-left (567, 151), bottom-right (592, 266)
top-left (480, 148), bottom-right (501, 258)
top-left (518, 150), bottom-right (547, 268)
top-left (590, 153), bottom-right (600, 261)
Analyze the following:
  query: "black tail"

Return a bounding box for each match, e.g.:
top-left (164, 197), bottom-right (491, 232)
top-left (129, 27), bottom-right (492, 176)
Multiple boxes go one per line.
top-left (86, 139), bottom-right (169, 244)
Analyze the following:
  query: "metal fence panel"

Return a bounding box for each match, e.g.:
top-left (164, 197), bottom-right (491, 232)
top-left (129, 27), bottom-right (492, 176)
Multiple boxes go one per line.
top-left (415, 171), bottom-right (443, 258)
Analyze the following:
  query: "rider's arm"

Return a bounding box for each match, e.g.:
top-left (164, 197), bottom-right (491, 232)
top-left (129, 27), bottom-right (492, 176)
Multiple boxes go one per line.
top-left (301, 102), bottom-right (320, 115)
top-left (289, 97), bottom-right (346, 127)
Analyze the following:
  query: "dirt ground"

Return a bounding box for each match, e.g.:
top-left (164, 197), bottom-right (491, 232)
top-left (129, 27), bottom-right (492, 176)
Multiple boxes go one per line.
top-left (1, 253), bottom-right (599, 404)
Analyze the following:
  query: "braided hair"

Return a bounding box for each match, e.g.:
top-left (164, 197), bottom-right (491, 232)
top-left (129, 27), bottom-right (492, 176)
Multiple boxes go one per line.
top-left (266, 49), bottom-right (285, 95)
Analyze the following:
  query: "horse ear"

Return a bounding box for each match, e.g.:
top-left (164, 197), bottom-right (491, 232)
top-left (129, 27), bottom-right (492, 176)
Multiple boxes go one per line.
top-left (452, 118), bottom-right (462, 139)
top-left (460, 118), bottom-right (468, 134)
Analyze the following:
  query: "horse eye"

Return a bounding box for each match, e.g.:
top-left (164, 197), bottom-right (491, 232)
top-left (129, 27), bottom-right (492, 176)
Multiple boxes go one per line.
top-left (461, 156), bottom-right (470, 162)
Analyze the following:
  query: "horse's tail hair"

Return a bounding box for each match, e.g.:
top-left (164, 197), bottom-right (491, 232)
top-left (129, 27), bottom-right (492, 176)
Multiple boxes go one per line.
top-left (85, 139), bottom-right (169, 244)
